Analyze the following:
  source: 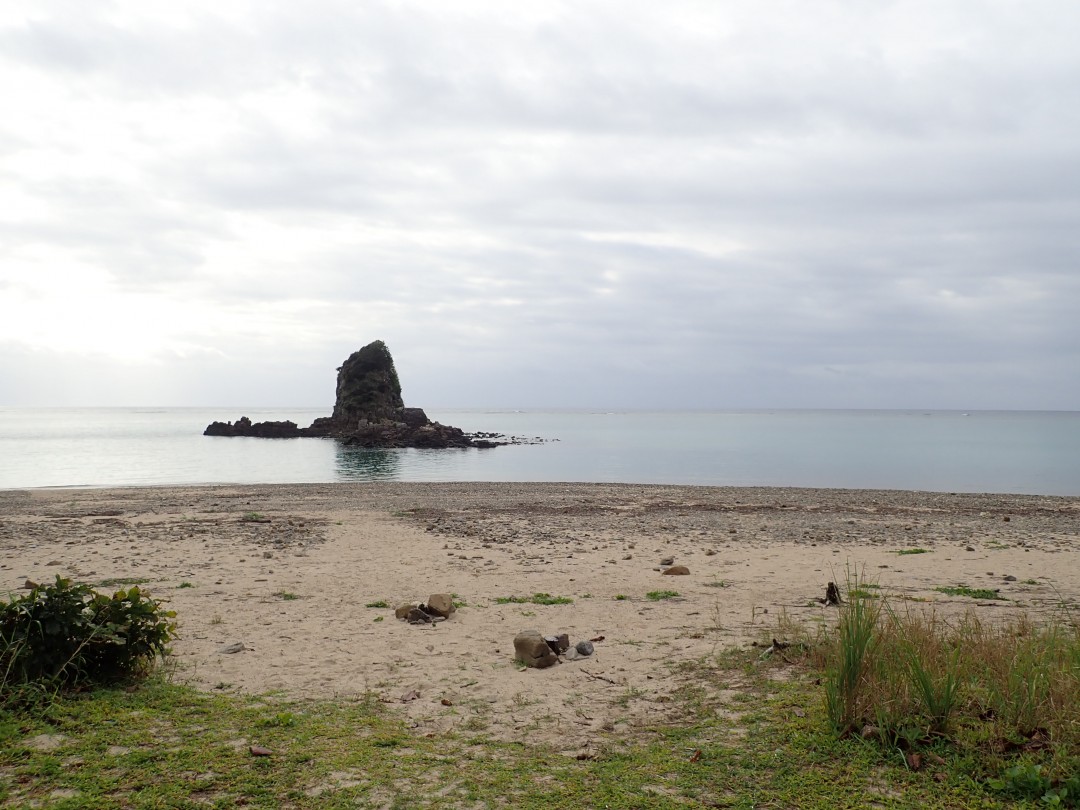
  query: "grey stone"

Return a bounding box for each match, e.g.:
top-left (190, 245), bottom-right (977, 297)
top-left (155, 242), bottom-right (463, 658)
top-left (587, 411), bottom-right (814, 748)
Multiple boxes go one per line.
top-left (514, 630), bottom-right (558, 669)
top-left (218, 642), bottom-right (246, 654)
top-left (407, 608), bottom-right (432, 624)
top-left (575, 640), bottom-right (594, 656)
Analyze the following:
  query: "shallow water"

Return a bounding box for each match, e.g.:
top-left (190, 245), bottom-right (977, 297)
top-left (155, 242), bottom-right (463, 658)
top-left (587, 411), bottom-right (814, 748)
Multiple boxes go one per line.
top-left (1, 407), bottom-right (1077, 495)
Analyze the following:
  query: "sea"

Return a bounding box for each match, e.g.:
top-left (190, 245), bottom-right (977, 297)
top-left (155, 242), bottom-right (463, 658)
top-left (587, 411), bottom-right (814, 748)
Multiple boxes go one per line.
top-left (1, 408), bottom-right (1078, 496)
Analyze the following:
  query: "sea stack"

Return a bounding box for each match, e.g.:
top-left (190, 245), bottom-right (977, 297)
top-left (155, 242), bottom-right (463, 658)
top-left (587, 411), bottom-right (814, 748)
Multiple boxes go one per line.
top-left (204, 340), bottom-right (500, 448)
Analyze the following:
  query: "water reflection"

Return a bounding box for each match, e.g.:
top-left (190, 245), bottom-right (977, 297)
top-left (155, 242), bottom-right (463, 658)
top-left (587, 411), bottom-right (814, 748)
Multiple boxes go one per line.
top-left (334, 445), bottom-right (402, 480)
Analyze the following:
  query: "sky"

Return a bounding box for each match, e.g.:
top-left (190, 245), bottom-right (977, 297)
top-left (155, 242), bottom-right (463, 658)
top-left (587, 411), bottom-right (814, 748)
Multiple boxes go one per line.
top-left (1, 1), bottom-right (1078, 410)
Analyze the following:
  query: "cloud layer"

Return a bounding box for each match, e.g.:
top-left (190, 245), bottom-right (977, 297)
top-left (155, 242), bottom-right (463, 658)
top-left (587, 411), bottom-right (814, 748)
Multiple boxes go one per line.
top-left (2, 1), bottom-right (1078, 408)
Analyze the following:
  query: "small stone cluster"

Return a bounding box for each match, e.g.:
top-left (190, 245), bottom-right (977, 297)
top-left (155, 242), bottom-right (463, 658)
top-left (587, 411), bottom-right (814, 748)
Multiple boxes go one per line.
top-left (513, 629), bottom-right (596, 669)
top-left (395, 593), bottom-right (456, 625)
top-left (658, 556), bottom-right (690, 575)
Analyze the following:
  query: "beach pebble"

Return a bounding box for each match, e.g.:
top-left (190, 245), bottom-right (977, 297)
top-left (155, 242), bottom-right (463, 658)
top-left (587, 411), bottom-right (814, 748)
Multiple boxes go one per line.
top-left (659, 556), bottom-right (675, 566)
top-left (575, 640), bottom-right (594, 657)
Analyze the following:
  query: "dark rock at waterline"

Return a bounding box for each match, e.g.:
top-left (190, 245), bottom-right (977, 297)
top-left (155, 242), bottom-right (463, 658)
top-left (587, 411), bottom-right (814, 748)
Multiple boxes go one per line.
top-left (203, 340), bottom-right (518, 448)
top-left (204, 417), bottom-right (304, 438)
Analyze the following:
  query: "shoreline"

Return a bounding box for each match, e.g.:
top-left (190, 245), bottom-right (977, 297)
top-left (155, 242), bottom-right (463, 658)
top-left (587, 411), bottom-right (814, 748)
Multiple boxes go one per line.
top-left (2, 483), bottom-right (1077, 748)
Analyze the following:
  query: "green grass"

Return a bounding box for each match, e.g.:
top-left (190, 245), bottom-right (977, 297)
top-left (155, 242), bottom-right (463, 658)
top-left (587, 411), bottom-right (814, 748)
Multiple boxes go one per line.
top-left (272, 591), bottom-right (300, 601)
top-left (614, 594), bottom-right (628, 601)
top-left (897, 548), bottom-right (932, 555)
top-left (493, 593), bottom-right (573, 606)
top-left (177, 581), bottom-right (194, 589)
top-left (646, 590), bottom-right (680, 601)
top-left (934, 585), bottom-right (1005, 600)
top-left (848, 588), bottom-right (881, 600)
top-left (4, 643), bottom-right (1071, 809)
top-left (816, 583), bottom-right (1080, 805)
top-left (240, 511), bottom-right (269, 523)
top-left (95, 577), bottom-right (150, 588)
top-left (364, 599), bottom-right (389, 608)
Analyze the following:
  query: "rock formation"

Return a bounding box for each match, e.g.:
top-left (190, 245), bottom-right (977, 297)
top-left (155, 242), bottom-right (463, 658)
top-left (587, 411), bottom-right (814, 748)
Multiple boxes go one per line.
top-left (204, 340), bottom-right (505, 448)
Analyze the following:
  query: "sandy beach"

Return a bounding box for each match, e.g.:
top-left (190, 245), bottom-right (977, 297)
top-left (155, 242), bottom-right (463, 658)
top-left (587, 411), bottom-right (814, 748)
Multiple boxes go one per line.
top-left (2, 483), bottom-right (1077, 751)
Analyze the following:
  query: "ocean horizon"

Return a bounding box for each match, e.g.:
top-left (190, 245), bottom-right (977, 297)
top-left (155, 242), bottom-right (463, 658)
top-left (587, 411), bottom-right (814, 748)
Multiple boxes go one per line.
top-left (1, 407), bottom-right (1078, 496)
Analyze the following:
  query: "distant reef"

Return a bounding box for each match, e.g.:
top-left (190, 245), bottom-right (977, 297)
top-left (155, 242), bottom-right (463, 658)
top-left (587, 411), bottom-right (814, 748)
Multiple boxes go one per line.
top-left (204, 341), bottom-right (520, 449)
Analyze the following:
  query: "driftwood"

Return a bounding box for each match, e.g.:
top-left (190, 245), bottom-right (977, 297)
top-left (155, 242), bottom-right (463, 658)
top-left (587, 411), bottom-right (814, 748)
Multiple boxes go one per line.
top-left (825, 581), bottom-right (843, 606)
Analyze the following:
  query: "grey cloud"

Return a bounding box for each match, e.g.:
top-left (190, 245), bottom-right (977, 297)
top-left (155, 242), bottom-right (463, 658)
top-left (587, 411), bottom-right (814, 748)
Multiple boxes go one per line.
top-left (1, 1), bottom-right (1078, 408)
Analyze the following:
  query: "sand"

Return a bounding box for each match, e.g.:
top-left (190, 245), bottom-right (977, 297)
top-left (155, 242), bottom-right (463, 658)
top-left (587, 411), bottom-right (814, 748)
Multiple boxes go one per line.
top-left (2, 483), bottom-right (1077, 750)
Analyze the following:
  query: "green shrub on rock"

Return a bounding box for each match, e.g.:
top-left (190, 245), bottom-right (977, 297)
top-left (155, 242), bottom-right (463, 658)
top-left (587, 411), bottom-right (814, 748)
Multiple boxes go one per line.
top-left (1, 577), bottom-right (176, 698)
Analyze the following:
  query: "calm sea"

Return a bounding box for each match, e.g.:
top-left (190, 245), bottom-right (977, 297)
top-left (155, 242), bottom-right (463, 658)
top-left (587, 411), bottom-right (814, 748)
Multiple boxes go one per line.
top-left (0, 408), bottom-right (1077, 495)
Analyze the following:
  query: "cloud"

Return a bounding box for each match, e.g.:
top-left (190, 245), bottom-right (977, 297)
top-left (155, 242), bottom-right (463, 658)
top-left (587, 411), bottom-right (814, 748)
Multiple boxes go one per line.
top-left (1, 1), bottom-right (1078, 408)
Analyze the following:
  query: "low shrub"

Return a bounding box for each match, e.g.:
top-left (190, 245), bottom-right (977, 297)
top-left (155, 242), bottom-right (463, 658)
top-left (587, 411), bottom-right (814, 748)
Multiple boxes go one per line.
top-left (1, 576), bottom-right (176, 701)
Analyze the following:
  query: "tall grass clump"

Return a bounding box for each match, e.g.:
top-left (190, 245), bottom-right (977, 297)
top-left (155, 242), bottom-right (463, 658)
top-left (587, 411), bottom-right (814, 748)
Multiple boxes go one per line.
top-left (888, 606), bottom-right (962, 735)
top-left (823, 574), bottom-right (882, 733)
top-left (817, 582), bottom-right (1080, 794)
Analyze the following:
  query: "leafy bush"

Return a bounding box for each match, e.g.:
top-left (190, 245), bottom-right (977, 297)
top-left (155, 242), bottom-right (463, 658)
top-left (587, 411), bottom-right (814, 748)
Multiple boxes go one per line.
top-left (1, 577), bottom-right (176, 699)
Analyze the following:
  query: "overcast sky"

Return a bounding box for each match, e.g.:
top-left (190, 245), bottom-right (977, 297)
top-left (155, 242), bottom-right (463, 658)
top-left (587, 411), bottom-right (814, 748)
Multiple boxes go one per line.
top-left (2, 1), bottom-right (1078, 410)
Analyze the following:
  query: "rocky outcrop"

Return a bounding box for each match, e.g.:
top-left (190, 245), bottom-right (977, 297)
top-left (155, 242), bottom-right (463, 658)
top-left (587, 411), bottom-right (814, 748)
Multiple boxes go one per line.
top-left (203, 417), bottom-right (304, 438)
top-left (203, 340), bottom-right (512, 448)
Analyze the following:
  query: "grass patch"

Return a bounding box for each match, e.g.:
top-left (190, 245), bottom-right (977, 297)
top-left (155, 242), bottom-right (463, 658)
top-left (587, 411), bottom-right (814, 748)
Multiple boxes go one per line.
top-left (364, 599), bottom-right (389, 609)
top-left (7, 635), bottom-right (1077, 809)
top-left (272, 591), bottom-right (300, 601)
top-left (177, 581), bottom-right (194, 589)
top-left (646, 590), bottom-right (680, 601)
top-left (846, 591), bottom-right (881, 604)
top-left (897, 548), bottom-right (932, 555)
top-left (614, 594), bottom-right (628, 601)
top-left (815, 578), bottom-right (1080, 804)
top-left (240, 511), bottom-right (269, 523)
top-left (493, 593), bottom-right (573, 606)
top-left (934, 585), bottom-right (1005, 600)
top-left (704, 580), bottom-right (728, 588)
top-left (95, 577), bottom-right (150, 588)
